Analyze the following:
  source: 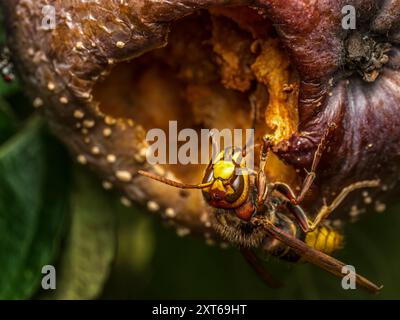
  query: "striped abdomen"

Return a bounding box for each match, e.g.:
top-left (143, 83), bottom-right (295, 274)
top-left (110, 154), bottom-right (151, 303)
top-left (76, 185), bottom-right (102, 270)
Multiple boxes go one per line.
top-left (262, 211), bottom-right (343, 262)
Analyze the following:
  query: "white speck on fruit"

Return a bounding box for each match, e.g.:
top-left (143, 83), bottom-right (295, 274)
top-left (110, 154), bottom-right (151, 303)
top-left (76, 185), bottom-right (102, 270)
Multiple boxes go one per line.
top-left (115, 170), bottom-right (132, 182)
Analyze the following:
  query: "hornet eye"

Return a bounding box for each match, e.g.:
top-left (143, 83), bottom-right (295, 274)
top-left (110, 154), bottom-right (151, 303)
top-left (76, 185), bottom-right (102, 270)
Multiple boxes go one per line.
top-left (202, 163), bottom-right (214, 202)
top-left (202, 162), bottom-right (214, 184)
top-left (225, 174), bottom-right (244, 203)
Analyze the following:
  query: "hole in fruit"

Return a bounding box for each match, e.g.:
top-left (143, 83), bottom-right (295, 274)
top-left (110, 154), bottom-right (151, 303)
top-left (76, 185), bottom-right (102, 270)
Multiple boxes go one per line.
top-left (92, 6), bottom-right (300, 185)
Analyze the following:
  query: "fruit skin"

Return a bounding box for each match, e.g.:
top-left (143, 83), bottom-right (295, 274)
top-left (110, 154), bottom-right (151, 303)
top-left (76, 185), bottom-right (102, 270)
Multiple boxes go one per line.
top-left (263, 1), bottom-right (400, 218)
top-left (1, 0), bottom-right (400, 234)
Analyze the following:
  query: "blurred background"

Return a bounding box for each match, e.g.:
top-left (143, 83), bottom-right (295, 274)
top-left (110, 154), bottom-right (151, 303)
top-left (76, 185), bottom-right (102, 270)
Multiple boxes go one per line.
top-left (1, 18), bottom-right (400, 301)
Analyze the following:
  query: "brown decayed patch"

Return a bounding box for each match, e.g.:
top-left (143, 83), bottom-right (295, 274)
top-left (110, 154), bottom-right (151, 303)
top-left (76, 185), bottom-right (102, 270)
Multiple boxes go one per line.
top-left (92, 8), bottom-right (300, 188)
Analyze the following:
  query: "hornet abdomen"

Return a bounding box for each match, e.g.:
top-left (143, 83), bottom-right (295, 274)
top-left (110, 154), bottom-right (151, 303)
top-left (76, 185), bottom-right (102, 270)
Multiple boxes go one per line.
top-left (262, 211), bottom-right (343, 262)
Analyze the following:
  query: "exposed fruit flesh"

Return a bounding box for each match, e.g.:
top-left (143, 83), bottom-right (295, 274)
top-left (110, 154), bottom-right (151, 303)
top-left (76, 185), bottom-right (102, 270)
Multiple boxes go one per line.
top-left (93, 7), bottom-right (300, 187)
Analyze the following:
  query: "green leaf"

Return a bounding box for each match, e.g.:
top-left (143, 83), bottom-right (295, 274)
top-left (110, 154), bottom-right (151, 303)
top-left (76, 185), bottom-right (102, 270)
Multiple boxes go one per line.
top-left (100, 204), bottom-right (156, 299)
top-left (0, 80), bottom-right (20, 97)
top-left (101, 201), bottom-right (400, 299)
top-left (0, 96), bottom-right (17, 144)
top-left (0, 117), bottom-right (70, 299)
top-left (46, 168), bottom-right (117, 300)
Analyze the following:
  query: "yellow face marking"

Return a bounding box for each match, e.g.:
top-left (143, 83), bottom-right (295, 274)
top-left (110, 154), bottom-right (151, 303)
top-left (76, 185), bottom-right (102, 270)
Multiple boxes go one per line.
top-left (202, 148), bottom-right (249, 208)
top-left (213, 161), bottom-right (235, 180)
top-left (211, 179), bottom-right (226, 192)
top-left (225, 184), bottom-right (235, 196)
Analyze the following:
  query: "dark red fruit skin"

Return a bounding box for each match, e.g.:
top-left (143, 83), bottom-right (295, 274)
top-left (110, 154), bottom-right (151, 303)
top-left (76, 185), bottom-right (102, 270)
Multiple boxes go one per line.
top-left (259, 1), bottom-right (400, 217)
top-left (1, 0), bottom-right (400, 229)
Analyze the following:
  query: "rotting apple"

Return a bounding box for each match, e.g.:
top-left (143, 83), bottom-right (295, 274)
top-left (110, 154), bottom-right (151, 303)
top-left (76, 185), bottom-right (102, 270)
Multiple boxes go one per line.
top-left (1, 0), bottom-right (399, 245)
